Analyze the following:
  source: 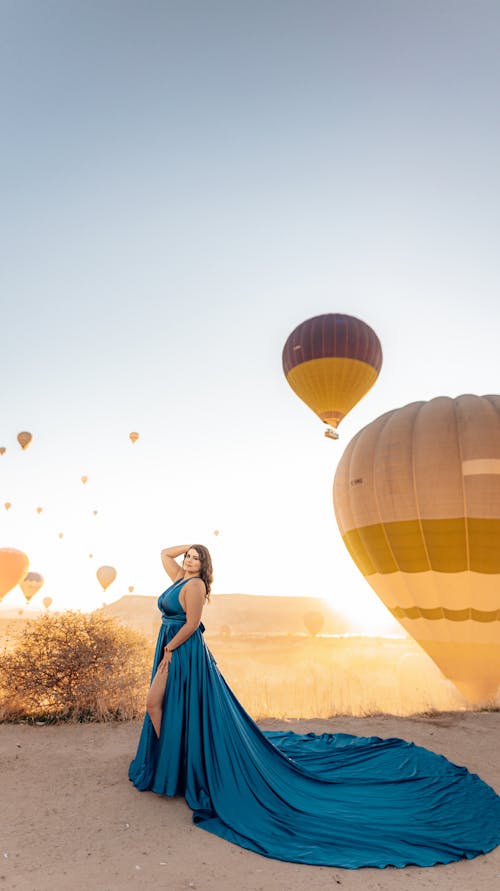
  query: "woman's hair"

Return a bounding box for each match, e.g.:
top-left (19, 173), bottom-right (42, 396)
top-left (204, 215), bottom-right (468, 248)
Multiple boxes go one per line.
top-left (185, 544), bottom-right (213, 601)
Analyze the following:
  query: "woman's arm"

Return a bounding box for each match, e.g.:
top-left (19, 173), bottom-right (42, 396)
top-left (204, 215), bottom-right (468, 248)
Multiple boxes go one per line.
top-left (160, 544), bottom-right (191, 581)
top-left (164, 579), bottom-right (206, 655)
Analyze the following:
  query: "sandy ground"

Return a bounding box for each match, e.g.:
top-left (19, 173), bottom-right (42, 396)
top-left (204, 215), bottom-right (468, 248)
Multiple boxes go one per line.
top-left (1, 713), bottom-right (499, 891)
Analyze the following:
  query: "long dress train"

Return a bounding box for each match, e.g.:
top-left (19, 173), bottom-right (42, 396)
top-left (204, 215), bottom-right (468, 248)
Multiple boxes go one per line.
top-left (129, 578), bottom-right (500, 869)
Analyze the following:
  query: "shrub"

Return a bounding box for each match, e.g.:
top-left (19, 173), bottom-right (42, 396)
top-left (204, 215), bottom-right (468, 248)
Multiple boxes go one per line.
top-left (0, 611), bottom-right (151, 722)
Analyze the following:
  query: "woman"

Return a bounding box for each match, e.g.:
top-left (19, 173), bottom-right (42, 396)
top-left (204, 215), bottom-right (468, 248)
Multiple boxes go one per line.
top-left (129, 544), bottom-right (500, 869)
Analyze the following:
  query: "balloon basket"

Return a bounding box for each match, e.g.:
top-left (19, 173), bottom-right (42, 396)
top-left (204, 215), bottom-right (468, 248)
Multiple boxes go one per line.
top-left (324, 428), bottom-right (339, 440)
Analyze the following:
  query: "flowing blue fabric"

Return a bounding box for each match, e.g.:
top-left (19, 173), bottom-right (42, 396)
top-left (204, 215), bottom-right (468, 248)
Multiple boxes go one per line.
top-left (129, 578), bottom-right (500, 869)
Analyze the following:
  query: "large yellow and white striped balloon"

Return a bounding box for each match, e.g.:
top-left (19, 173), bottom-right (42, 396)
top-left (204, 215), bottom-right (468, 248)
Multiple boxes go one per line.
top-left (333, 394), bottom-right (500, 705)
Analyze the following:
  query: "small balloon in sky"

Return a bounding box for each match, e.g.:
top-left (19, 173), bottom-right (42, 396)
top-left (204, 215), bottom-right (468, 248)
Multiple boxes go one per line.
top-left (282, 313), bottom-right (383, 439)
top-left (36, 506), bottom-right (43, 514)
top-left (88, 553), bottom-right (93, 559)
top-left (43, 596), bottom-right (53, 610)
top-left (213, 530), bottom-right (220, 537)
top-left (128, 585), bottom-right (134, 592)
top-left (58, 532), bottom-right (64, 539)
top-left (4, 502), bottom-right (12, 510)
top-left (97, 565), bottom-right (117, 590)
top-left (0, 548), bottom-right (30, 602)
top-left (0, 447), bottom-right (6, 455)
top-left (93, 510), bottom-right (98, 516)
top-left (129, 432), bottom-right (140, 443)
top-left (303, 610), bottom-right (325, 636)
top-left (81, 475), bottom-right (88, 484)
top-left (20, 572), bottom-right (44, 602)
top-left (17, 431), bottom-right (32, 450)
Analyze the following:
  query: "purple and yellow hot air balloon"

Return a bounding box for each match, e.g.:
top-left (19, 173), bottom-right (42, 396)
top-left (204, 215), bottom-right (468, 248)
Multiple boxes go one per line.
top-left (20, 572), bottom-right (44, 603)
top-left (282, 314), bottom-right (382, 438)
top-left (17, 431), bottom-right (32, 450)
top-left (333, 394), bottom-right (500, 705)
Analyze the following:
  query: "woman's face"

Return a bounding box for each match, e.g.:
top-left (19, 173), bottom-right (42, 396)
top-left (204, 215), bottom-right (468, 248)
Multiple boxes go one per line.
top-left (184, 548), bottom-right (202, 573)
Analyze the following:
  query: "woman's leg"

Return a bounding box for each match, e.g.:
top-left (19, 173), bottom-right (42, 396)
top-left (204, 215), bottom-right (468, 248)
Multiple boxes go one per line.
top-left (146, 659), bottom-right (169, 739)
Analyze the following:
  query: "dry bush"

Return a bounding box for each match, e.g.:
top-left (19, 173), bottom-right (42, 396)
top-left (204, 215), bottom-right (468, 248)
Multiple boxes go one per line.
top-left (0, 611), bottom-right (151, 722)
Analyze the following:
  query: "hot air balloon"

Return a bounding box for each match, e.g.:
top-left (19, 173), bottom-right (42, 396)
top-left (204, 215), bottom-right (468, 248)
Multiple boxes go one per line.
top-left (0, 447), bottom-right (6, 455)
top-left (36, 506), bottom-right (43, 514)
top-left (128, 585), bottom-right (134, 593)
top-left (0, 548), bottom-right (29, 602)
top-left (333, 394), bottom-right (500, 705)
top-left (43, 596), bottom-right (53, 610)
top-left (97, 565), bottom-right (117, 591)
top-left (81, 475), bottom-right (88, 484)
top-left (17, 431), bottom-right (32, 450)
top-left (88, 553), bottom-right (93, 559)
top-left (213, 530), bottom-right (220, 537)
top-left (282, 314), bottom-right (382, 438)
top-left (58, 532), bottom-right (64, 539)
top-left (20, 572), bottom-right (44, 603)
top-left (303, 610), bottom-right (325, 637)
top-left (129, 432), bottom-right (139, 443)
top-left (92, 510), bottom-right (98, 516)
top-left (4, 502), bottom-right (12, 510)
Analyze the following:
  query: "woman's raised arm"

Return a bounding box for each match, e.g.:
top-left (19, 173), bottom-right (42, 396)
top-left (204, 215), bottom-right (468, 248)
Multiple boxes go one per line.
top-left (160, 545), bottom-right (191, 582)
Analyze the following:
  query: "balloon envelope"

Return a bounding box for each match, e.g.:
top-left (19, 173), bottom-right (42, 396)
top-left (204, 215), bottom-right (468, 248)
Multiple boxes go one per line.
top-left (43, 596), bottom-right (53, 610)
top-left (333, 394), bottom-right (500, 704)
top-left (97, 565), bottom-right (117, 590)
top-left (0, 548), bottom-right (30, 601)
top-left (303, 610), bottom-right (325, 636)
top-left (17, 431), bottom-right (32, 450)
top-left (282, 313), bottom-right (382, 431)
top-left (0, 447), bottom-right (6, 455)
top-left (129, 432), bottom-right (139, 443)
top-left (20, 572), bottom-right (44, 602)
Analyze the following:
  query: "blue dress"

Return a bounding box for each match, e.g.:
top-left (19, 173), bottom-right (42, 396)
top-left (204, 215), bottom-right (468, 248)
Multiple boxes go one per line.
top-left (129, 577), bottom-right (500, 869)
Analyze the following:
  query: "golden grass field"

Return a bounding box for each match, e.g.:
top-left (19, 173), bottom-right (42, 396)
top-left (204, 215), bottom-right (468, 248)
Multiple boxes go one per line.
top-left (1, 604), bottom-right (472, 719)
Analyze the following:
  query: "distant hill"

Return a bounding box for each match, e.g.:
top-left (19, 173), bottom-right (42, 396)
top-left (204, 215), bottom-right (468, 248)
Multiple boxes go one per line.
top-left (99, 593), bottom-right (351, 637)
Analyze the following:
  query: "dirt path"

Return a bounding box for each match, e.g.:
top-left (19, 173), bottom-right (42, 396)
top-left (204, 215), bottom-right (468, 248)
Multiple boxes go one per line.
top-left (1, 713), bottom-right (499, 891)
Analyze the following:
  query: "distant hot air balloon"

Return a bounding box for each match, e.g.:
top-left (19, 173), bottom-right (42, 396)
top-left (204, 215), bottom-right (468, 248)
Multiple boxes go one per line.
top-left (36, 506), bottom-right (43, 514)
top-left (20, 572), bottom-right (44, 603)
top-left (58, 532), bottom-right (64, 539)
top-left (128, 585), bottom-right (134, 593)
top-left (42, 596), bottom-right (53, 610)
top-left (88, 553), bottom-right (93, 559)
top-left (0, 548), bottom-right (29, 602)
top-left (303, 610), bottom-right (325, 637)
top-left (0, 447), bottom-right (6, 455)
top-left (282, 314), bottom-right (382, 438)
top-left (213, 530), bottom-right (220, 537)
top-left (97, 565), bottom-right (117, 591)
top-left (129, 432), bottom-right (139, 443)
top-left (4, 502), bottom-right (12, 510)
top-left (333, 394), bottom-right (500, 705)
top-left (81, 475), bottom-right (88, 484)
top-left (92, 510), bottom-right (98, 516)
top-left (17, 431), bottom-right (32, 450)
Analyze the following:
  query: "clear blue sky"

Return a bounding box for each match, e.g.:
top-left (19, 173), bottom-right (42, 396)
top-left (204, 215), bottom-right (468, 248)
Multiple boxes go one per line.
top-left (1, 1), bottom-right (499, 624)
